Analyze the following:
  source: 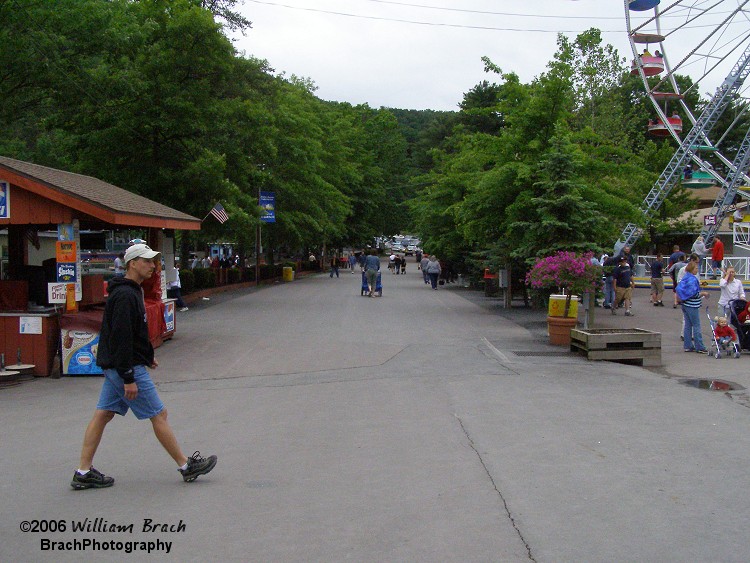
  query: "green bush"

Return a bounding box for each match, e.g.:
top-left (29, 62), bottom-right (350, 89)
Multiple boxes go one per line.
top-left (193, 267), bottom-right (216, 289)
top-left (228, 267), bottom-right (242, 283)
top-left (180, 269), bottom-right (195, 294)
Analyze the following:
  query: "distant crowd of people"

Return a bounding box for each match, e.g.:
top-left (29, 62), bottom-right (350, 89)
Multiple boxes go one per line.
top-left (319, 249), bottom-right (459, 293)
top-left (600, 234), bottom-right (745, 355)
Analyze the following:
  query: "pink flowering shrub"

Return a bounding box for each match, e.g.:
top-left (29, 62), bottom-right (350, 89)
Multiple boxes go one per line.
top-left (526, 251), bottom-right (602, 316)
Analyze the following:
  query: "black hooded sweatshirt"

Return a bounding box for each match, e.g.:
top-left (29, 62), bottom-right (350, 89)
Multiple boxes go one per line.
top-left (95, 276), bottom-right (154, 383)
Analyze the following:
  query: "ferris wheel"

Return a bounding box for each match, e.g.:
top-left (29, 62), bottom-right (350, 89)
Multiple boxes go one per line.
top-left (619, 0), bottom-right (750, 248)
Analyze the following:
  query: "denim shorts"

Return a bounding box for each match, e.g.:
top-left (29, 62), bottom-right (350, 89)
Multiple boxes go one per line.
top-left (96, 366), bottom-right (164, 420)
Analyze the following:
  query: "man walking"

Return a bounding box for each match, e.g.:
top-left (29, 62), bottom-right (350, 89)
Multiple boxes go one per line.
top-left (71, 243), bottom-right (216, 489)
top-left (365, 249), bottom-right (380, 296)
top-left (612, 255), bottom-right (635, 316)
top-left (711, 236), bottom-right (724, 279)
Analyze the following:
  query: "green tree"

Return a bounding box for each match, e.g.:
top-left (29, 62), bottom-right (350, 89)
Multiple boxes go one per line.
top-left (506, 132), bottom-right (607, 262)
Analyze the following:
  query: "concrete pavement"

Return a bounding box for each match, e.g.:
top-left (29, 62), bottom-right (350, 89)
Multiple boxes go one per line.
top-left (3, 263), bottom-right (750, 562)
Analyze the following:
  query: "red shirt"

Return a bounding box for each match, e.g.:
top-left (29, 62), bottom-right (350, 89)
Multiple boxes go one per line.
top-left (714, 324), bottom-right (737, 340)
top-left (712, 238), bottom-right (724, 261)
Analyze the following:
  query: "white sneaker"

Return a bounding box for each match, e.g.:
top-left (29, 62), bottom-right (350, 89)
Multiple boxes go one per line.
top-left (179, 307), bottom-right (189, 312)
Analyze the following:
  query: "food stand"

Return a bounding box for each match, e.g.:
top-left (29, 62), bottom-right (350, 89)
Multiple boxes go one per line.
top-left (0, 156), bottom-right (200, 376)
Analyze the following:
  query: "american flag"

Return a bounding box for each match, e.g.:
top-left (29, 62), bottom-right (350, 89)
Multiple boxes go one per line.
top-left (209, 202), bottom-right (229, 224)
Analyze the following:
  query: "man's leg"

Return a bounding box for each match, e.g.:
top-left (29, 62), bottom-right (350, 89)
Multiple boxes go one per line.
top-left (151, 410), bottom-right (218, 481)
top-left (150, 409), bottom-right (188, 466)
top-left (78, 409), bottom-right (116, 470)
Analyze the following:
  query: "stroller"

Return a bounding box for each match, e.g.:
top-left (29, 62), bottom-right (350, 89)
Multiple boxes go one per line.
top-left (707, 305), bottom-right (741, 359)
top-left (727, 299), bottom-right (750, 350)
top-left (360, 270), bottom-right (383, 297)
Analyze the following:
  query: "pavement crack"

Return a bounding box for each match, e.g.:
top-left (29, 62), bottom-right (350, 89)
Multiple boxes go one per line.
top-left (454, 413), bottom-right (536, 562)
top-left (480, 337), bottom-right (522, 376)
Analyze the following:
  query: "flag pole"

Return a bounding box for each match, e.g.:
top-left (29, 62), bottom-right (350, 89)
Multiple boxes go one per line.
top-left (256, 187), bottom-right (261, 286)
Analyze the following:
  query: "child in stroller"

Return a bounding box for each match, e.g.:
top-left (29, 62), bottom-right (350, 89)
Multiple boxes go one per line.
top-left (708, 310), bottom-right (741, 359)
top-left (728, 299), bottom-right (750, 350)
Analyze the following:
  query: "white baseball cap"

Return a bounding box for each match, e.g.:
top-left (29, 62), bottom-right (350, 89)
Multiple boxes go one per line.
top-left (124, 243), bottom-right (160, 264)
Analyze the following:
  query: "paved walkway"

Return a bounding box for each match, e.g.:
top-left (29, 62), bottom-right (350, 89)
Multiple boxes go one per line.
top-left (484, 283), bottom-right (750, 393)
top-left (3, 264), bottom-right (750, 562)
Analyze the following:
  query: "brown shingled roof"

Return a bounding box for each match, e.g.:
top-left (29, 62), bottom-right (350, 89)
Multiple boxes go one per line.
top-left (0, 156), bottom-right (201, 230)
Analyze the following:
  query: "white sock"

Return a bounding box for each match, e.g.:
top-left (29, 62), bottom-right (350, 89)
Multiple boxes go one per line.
top-left (179, 462), bottom-right (188, 471)
top-left (76, 469), bottom-right (90, 475)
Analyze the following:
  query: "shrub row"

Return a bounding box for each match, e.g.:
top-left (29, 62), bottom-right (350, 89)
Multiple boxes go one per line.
top-left (180, 264), bottom-right (305, 294)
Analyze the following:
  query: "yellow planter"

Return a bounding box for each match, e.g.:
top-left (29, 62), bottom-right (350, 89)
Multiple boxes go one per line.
top-left (548, 294), bottom-right (579, 318)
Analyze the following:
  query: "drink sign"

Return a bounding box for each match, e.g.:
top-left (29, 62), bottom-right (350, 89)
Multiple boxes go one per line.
top-left (48, 282), bottom-right (68, 303)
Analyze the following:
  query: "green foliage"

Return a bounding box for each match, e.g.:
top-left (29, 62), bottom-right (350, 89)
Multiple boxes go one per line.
top-left (0, 7), bottom-right (712, 272)
top-left (506, 132), bottom-right (607, 263)
top-left (227, 267), bottom-right (242, 283)
top-left (180, 269), bottom-right (195, 294)
top-left (0, 0), bottom-right (412, 258)
top-left (193, 268), bottom-right (216, 289)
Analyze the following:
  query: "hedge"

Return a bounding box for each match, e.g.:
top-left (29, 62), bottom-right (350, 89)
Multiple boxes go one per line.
top-left (180, 269), bottom-right (195, 294)
top-left (192, 267), bottom-right (216, 290)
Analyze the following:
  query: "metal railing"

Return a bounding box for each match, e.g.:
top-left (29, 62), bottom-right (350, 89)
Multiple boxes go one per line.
top-left (636, 255), bottom-right (750, 279)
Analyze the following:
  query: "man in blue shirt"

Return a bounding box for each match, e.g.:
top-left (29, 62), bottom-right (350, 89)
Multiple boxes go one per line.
top-left (612, 256), bottom-right (635, 316)
top-left (364, 250), bottom-right (380, 297)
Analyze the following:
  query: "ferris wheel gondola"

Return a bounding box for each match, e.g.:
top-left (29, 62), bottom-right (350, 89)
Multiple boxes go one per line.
top-left (618, 0), bottom-right (750, 249)
top-left (626, 0), bottom-right (750, 187)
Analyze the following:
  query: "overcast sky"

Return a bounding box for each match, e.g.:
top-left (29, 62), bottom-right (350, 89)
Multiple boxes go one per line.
top-left (230, 0), bottom-right (738, 111)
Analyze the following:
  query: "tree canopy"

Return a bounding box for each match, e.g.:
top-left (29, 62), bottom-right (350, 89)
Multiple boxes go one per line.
top-left (0, 3), bottom-right (711, 271)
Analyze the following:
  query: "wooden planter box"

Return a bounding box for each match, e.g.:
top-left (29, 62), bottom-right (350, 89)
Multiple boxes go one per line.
top-left (570, 328), bottom-right (661, 367)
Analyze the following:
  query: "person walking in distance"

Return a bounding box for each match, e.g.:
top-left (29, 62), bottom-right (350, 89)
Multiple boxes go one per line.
top-left (420, 254), bottom-right (430, 284)
top-left (166, 263), bottom-right (189, 312)
top-left (425, 255), bottom-right (442, 290)
top-left (113, 253), bottom-right (125, 277)
top-left (364, 249), bottom-right (380, 297)
top-left (612, 255), bottom-right (634, 315)
top-left (329, 254), bottom-right (339, 278)
top-left (691, 236), bottom-right (709, 277)
top-left (71, 243), bottom-right (217, 489)
top-left (650, 253), bottom-right (665, 306)
top-left (601, 254), bottom-right (615, 309)
top-left (711, 236), bottom-right (724, 279)
top-left (667, 245), bottom-right (686, 306)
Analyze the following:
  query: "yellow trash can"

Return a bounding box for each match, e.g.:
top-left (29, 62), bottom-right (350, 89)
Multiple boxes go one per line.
top-left (282, 266), bottom-right (294, 282)
top-left (548, 294), bottom-right (578, 318)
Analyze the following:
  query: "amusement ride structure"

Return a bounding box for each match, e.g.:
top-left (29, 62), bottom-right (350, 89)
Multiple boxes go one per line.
top-left (621, 0), bottom-right (750, 251)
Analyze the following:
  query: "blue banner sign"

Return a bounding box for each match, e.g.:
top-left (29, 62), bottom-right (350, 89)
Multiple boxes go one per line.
top-left (57, 262), bottom-right (77, 282)
top-left (0, 181), bottom-right (8, 219)
top-left (260, 191), bottom-right (275, 223)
